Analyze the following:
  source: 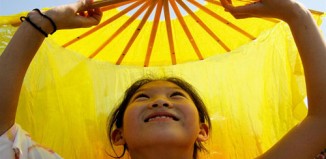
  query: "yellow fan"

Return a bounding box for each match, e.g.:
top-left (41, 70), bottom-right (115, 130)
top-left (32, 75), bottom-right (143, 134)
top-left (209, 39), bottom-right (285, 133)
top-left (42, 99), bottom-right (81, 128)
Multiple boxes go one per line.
top-left (52, 0), bottom-right (280, 66)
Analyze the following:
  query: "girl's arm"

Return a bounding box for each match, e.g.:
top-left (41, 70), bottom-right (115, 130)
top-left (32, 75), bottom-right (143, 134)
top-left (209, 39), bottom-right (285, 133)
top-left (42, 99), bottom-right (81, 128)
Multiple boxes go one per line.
top-left (221, 0), bottom-right (326, 158)
top-left (0, 0), bottom-right (102, 135)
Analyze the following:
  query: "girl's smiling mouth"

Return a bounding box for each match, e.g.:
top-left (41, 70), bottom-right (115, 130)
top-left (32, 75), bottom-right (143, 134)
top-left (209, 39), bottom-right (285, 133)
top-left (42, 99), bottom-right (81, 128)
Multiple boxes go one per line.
top-left (144, 112), bottom-right (179, 122)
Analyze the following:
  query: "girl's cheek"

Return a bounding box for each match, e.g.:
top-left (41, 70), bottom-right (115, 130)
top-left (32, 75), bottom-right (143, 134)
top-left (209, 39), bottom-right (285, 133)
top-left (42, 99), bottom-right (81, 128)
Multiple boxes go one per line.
top-left (124, 105), bottom-right (141, 121)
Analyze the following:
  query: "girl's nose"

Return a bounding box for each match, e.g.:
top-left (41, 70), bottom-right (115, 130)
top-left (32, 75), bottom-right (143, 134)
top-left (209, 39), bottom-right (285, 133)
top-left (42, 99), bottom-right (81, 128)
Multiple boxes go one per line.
top-left (150, 98), bottom-right (172, 108)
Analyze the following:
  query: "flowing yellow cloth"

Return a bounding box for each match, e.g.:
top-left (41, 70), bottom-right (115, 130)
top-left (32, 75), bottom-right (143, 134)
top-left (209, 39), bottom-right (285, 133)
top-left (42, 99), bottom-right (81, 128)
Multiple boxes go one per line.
top-left (0, 14), bottom-right (324, 159)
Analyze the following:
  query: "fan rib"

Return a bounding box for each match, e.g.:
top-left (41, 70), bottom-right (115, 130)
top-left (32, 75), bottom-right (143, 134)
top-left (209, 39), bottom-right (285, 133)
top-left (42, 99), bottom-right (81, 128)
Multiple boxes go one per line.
top-left (91, 0), bottom-right (136, 9)
top-left (89, 1), bottom-right (151, 58)
top-left (100, 0), bottom-right (139, 12)
top-left (144, 0), bottom-right (163, 67)
top-left (189, 0), bottom-right (255, 40)
top-left (63, 0), bottom-right (145, 48)
top-left (101, 0), bottom-right (138, 12)
top-left (163, 0), bottom-right (177, 65)
top-left (169, 0), bottom-right (204, 60)
top-left (116, 0), bottom-right (159, 65)
top-left (177, 0), bottom-right (230, 52)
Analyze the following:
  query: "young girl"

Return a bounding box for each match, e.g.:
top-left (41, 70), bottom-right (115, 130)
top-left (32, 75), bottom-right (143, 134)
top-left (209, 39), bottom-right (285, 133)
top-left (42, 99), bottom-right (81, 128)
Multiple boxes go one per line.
top-left (107, 77), bottom-right (211, 159)
top-left (0, 0), bottom-right (325, 159)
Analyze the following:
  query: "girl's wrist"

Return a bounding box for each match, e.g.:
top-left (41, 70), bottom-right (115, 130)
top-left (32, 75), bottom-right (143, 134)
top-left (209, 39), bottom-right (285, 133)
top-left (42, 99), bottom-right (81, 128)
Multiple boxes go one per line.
top-left (27, 11), bottom-right (54, 35)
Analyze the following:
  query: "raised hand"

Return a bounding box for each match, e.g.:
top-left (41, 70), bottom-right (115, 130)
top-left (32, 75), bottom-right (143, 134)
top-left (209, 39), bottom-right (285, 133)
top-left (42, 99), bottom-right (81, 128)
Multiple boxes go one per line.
top-left (0, 0), bottom-right (102, 135)
top-left (220, 0), bottom-right (307, 22)
top-left (221, 0), bottom-right (326, 158)
top-left (45, 0), bottom-right (102, 30)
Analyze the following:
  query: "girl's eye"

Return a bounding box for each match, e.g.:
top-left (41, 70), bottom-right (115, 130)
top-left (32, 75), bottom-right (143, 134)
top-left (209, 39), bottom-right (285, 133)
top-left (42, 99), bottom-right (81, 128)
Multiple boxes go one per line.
top-left (134, 93), bottom-right (149, 100)
top-left (170, 91), bottom-right (185, 98)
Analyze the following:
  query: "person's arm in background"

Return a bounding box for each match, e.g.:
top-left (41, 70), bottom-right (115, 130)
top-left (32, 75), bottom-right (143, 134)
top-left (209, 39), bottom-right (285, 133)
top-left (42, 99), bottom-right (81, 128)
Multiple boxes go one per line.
top-left (221, 0), bottom-right (326, 158)
top-left (0, 0), bottom-right (102, 135)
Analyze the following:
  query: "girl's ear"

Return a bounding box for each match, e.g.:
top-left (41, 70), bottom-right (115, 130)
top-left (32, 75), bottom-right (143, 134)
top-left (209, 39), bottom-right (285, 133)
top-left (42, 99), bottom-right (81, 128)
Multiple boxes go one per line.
top-left (197, 123), bottom-right (209, 142)
top-left (112, 128), bottom-right (126, 145)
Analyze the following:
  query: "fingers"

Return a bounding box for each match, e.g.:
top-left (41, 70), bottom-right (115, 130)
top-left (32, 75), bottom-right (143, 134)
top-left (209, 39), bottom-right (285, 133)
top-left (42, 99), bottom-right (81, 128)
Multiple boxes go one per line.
top-left (44, 0), bottom-right (102, 29)
top-left (73, 0), bottom-right (85, 12)
top-left (85, 8), bottom-right (103, 25)
top-left (75, 0), bottom-right (101, 16)
top-left (74, 0), bottom-right (102, 26)
top-left (74, 0), bottom-right (94, 12)
top-left (220, 0), bottom-right (233, 11)
top-left (221, 0), bottom-right (264, 19)
top-left (77, 0), bottom-right (103, 27)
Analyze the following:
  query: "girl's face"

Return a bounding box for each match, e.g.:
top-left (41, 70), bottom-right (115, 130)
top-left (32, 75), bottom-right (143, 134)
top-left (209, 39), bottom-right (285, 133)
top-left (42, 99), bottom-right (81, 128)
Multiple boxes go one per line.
top-left (112, 80), bottom-right (209, 152)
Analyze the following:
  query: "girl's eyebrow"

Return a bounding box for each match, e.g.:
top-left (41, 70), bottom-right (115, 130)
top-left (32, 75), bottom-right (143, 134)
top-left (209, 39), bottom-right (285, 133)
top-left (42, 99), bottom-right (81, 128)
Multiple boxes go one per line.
top-left (136, 86), bottom-right (185, 93)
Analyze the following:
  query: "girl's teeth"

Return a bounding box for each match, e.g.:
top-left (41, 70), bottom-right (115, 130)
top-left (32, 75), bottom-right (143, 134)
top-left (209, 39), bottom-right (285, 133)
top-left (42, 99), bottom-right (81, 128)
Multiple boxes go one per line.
top-left (148, 116), bottom-right (172, 122)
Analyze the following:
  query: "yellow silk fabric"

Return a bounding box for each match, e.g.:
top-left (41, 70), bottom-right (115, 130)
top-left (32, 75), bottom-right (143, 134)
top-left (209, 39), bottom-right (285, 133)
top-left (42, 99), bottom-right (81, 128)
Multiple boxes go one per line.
top-left (0, 14), bottom-right (324, 159)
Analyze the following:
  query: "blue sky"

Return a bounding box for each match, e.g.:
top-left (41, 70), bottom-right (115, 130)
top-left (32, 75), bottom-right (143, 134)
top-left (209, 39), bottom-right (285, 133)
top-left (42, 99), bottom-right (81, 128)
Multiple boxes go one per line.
top-left (0, 0), bottom-right (325, 37)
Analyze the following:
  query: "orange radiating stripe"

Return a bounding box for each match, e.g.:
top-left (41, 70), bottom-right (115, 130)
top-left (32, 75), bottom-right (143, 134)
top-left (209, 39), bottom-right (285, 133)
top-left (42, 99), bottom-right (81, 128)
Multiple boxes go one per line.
top-left (91, 0), bottom-right (136, 9)
top-left (116, 0), bottom-right (159, 65)
top-left (163, 0), bottom-right (176, 65)
top-left (177, 0), bottom-right (230, 52)
top-left (189, 0), bottom-right (255, 40)
top-left (144, 0), bottom-right (163, 67)
top-left (88, 1), bottom-right (150, 58)
top-left (169, 0), bottom-right (204, 60)
top-left (63, 0), bottom-right (145, 48)
top-left (100, 0), bottom-right (139, 12)
top-left (205, 0), bottom-right (222, 6)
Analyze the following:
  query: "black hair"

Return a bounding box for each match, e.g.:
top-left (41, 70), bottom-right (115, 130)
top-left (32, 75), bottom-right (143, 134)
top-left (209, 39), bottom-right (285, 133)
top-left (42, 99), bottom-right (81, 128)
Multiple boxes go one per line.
top-left (107, 77), bottom-right (211, 159)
